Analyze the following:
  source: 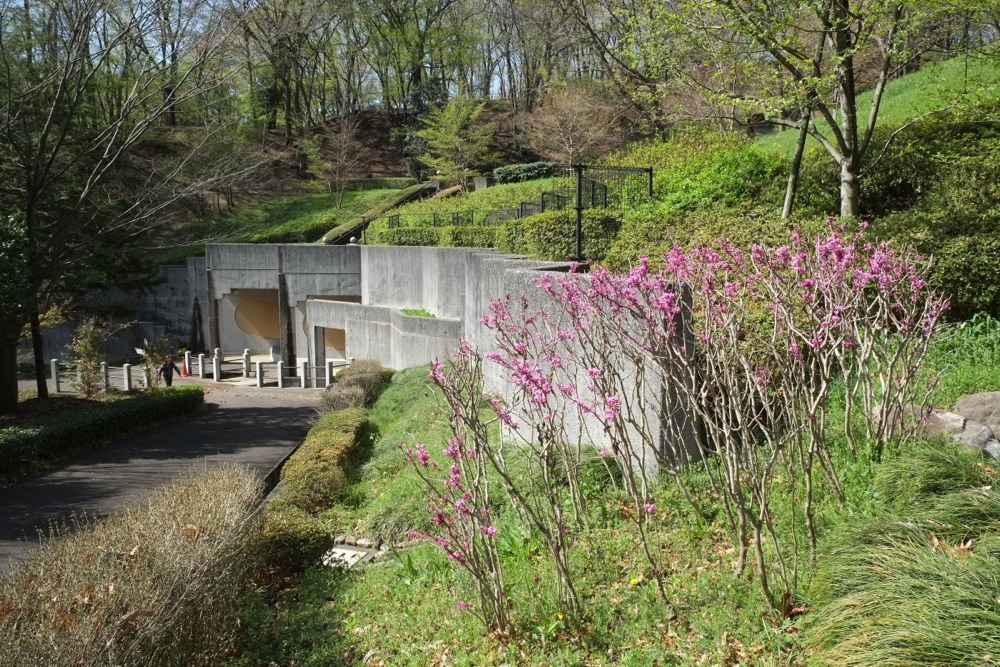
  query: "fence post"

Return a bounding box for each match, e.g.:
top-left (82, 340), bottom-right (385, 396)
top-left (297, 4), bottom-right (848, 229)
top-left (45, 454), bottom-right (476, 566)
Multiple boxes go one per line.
top-left (101, 362), bottom-right (109, 393)
top-left (123, 363), bottom-right (132, 391)
top-left (198, 353), bottom-right (206, 379)
top-left (212, 356), bottom-right (221, 383)
top-left (277, 361), bottom-right (285, 389)
top-left (325, 360), bottom-right (334, 388)
top-left (255, 361), bottom-right (264, 388)
top-left (574, 163), bottom-right (584, 262)
top-left (51, 359), bottom-right (60, 393)
top-left (243, 349), bottom-right (251, 378)
top-left (300, 359), bottom-right (309, 388)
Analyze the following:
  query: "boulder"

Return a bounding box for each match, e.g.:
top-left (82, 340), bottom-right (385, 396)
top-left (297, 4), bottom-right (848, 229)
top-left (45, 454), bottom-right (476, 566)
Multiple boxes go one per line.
top-left (923, 410), bottom-right (966, 438)
top-left (954, 392), bottom-right (1000, 438)
top-left (956, 420), bottom-right (998, 452)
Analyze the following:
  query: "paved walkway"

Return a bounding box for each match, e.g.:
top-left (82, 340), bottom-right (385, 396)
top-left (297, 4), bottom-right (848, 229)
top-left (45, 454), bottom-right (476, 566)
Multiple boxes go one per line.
top-left (2, 378), bottom-right (322, 569)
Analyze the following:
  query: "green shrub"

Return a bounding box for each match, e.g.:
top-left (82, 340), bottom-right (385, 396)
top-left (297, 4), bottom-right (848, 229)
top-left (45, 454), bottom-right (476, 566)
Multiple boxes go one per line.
top-left (0, 386), bottom-right (205, 481)
top-left (439, 225), bottom-right (497, 248)
top-left (260, 499), bottom-right (332, 569)
top-left (605, 204), bottom-right (827, 272)
top-left (368, 226), bottom-right (442, 246)
top-left (263, 408), bottom-right (369, 567)
top-left (0, 465), bottom-right (262, 667)
top-left (492, 162), bottom-right (560, 184)
top-left (497, 209), bottom-right (622, 261)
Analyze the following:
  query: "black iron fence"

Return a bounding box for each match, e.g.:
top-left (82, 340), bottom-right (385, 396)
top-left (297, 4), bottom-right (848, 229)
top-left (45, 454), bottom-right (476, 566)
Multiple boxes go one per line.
top-left (370, 164), bottom-right (653, 257)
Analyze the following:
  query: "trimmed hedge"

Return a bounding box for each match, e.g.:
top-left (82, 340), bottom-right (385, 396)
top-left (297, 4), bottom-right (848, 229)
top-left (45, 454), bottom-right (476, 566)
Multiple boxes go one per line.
top-left (0, 386), bottom-right (205, 481)
top-left (322, 182), bottom-right (436, 242)
top-left (264, 361), bottom-right (394, 569)
top-left (370, 227), bottom-right (443, 246)
top-left (439, 225), bottom-right (497, 248)
top-left (497, 209), bottom-right (623, 261)
top-left (263, 408), bottom-right (368, 567)
top-left (492, 162), bottom-right (560, 184)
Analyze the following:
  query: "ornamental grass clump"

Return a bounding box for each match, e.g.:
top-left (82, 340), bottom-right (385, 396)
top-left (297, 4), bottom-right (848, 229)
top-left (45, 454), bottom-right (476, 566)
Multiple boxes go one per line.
top-left (0, 465), bottom-right (262, 667)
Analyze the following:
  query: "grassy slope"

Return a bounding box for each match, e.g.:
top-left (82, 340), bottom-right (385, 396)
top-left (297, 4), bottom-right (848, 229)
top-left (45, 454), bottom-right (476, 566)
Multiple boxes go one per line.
top-left (755, 54), bottom-right (1000, 156)
top-left (156, 189), bottom-right (398, 264)
top-left (230, 315), bottom-right (1000, 666)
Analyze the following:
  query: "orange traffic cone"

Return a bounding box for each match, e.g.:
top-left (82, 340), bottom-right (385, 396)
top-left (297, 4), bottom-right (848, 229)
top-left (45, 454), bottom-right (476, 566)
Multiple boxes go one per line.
top-left (181, 358), bottom-right (189, 377)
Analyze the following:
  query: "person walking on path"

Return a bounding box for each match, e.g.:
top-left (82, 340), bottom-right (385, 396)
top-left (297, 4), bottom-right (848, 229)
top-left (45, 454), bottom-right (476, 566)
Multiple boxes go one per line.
top-left (158, 356), bottom-right (181, 387)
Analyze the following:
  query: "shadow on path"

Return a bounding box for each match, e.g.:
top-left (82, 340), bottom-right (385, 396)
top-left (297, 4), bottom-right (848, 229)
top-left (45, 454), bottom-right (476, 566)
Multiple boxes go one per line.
top-left (0, 394), bottom-right (317, 569)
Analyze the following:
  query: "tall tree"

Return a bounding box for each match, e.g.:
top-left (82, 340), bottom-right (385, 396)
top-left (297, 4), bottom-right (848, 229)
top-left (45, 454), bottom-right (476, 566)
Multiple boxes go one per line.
top-left (621, 0), bottom-right (997, 217)
top-left (0, 0), bottom-right (248, 403)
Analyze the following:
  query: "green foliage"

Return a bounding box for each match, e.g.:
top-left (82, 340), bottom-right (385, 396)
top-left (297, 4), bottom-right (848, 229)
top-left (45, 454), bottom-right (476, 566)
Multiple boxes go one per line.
top-left (369, 226), bottom-right (443, 246)
top-left (331, 177), bottom-right (419, 191)
top-left (496, 209), bottom-right (622, 261)
top-left (924, 313), bottom-right (1000, 406)
top-left (0, 386), bottom-right (204, 482)
top-left (439, 225), bottom-right (497, 248)
top-left (263, 408), bottom-right (368, 566)
top-left (417, 95), bottom-right (498, 186)
top-left (67, 317), bottom-right (117, 398)
top-left (492, 162), bottom-right (560, 184)
top-left (0, 215), bottom-right (29, 347)
top-left (0, 465), bottom-right (262, 667)
top-left (400, 308), bottom-right (435, 318)
top-left (606, 204), bottom-right (827, 272)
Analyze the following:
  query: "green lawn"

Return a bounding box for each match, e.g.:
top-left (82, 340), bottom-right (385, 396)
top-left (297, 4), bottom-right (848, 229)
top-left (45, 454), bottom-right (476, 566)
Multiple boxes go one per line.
top-left (755, 52), bottom-right (1000, 157)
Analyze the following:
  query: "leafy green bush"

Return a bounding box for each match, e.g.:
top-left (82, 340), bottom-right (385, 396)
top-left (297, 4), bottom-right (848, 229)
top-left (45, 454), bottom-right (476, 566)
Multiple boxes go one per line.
top-left (439, 225), bottom-right (497, 248)
top-left (263, 408), bottom-right (368, 565)
top-left (368, 227), bottom-right (442, 246)
top-left (605, 204), bottom-right (826, 272)
top-left (0, 465), bottom-right (262, 667)
top-left (260, 499), bottom-right (332, 570)
top-left (492, 162), bottom-right (560, 184)
top-left (0, 386), bottom-right (204, 481)
top-left (496, 209), bottom-right (622, 261)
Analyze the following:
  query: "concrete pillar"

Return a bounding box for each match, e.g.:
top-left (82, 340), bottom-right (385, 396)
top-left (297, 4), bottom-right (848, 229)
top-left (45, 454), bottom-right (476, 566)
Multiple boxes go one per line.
top-left (300, 359), bottom-right (309, 388)
top-left (325, 360), bottom-right (334, 388)
top-left (184, 351), bottom-right (192, 376)
top-left (198, 353), bottom-right (206, 379)
top-left (212, 356), bottom-right (221, 382)
top-left (255, 361), bottom-right (264, 388)
top-left (51, 359), bottom-right (60, 393)
top-left (123, 364), bottom-right (133, 391)
top-left (101, 362), bottom-right (108, 393)
top-left (206, 269), bottom-right (220, 353)
top-left (278, 273), bottom-right (295, 374)
top-left (277, 361), bottom-right (285, 389)
top-left (242, 349), bottom-right (251, 378)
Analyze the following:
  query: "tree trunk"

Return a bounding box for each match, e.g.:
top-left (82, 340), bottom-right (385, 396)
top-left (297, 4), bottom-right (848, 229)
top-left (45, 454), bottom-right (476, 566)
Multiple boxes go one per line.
top-left (840, 157), bottom-right (860, 217)
top-left (30, 309), bottom-right (48, 399)
top-left (0, 344), bottom-right (17, 414)
top-left (782, 112), bottom-right (811, 219)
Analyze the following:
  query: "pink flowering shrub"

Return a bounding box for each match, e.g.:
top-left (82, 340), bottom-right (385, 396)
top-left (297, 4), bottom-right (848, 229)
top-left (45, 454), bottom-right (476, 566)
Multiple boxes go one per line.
top-left (403, 346), bottom-right (511, 634)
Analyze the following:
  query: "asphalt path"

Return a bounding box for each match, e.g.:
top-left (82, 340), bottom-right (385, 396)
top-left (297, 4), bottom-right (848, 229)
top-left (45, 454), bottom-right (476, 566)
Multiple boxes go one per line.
top-left (1, 379), bottom-right (321, 569)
